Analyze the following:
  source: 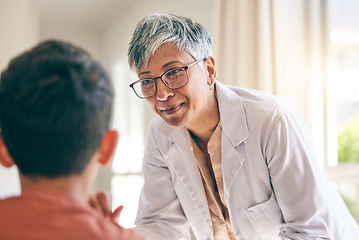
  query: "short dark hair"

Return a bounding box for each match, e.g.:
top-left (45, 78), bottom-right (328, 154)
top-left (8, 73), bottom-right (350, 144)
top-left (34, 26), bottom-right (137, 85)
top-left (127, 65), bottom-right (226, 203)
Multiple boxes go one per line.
top-left (0, 40), bottom-right (113, 178)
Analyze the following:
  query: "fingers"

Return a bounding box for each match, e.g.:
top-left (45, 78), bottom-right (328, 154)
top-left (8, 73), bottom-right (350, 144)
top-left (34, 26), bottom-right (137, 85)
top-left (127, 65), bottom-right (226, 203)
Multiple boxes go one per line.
top-left (112, 205), bottom-right (124, 223)
top-left (96, 191), bottom-right (112, 216)
top-left (88, 191), bottom-right (111, 217)
top-left (88, 194), bottom-right (98, 210)
top-left (88, 191), bottom-right (123, 224)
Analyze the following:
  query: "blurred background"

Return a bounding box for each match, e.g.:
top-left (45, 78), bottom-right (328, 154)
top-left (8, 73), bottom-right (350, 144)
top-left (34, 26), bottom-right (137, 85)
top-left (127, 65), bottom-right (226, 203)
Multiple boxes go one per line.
top-left (0, 0), bottom-right (358, 231)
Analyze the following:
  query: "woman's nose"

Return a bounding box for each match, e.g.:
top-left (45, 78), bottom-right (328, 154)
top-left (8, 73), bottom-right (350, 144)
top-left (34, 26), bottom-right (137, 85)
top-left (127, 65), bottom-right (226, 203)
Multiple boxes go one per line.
top-left (155, 79), bottom-right (174, 101)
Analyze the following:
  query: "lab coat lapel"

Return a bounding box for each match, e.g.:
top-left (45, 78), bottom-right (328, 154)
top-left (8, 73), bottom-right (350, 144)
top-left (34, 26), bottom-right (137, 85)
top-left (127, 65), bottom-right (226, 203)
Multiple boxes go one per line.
top-left (157, 124), bottom-right (213, 237)
top-left (216, 82), bottom-right (250, 197)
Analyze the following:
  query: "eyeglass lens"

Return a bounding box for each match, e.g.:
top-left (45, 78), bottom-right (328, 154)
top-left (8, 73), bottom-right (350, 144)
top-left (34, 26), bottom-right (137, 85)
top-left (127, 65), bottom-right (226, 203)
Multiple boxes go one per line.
top-left (133, 67), bottom-right (187, 98)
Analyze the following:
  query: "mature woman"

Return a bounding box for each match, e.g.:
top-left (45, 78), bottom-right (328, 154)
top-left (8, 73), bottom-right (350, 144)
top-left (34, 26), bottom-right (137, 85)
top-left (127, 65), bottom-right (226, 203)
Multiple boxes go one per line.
top-left (128, 13), bottom-right (359, 240)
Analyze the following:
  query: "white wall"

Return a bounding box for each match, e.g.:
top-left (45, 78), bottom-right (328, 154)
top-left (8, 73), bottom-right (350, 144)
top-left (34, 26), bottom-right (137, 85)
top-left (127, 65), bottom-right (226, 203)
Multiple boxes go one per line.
top-left (0, 0), bottom-right (39, 70)
top-left (39, 22), bottom-right (101, 61)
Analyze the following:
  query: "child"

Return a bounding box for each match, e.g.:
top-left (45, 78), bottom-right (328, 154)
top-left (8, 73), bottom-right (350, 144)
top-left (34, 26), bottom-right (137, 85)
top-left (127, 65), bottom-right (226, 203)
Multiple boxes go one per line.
top-left (0, 40), bottom-right (143, 240)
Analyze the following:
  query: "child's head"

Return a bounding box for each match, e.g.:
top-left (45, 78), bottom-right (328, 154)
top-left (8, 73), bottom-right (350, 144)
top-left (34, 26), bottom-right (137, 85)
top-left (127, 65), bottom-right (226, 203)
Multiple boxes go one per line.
top-left (0, 40), bottom-right (113, 178)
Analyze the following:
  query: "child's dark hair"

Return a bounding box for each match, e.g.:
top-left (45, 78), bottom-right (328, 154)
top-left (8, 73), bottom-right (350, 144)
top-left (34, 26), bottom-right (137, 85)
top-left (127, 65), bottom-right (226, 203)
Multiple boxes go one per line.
top-left (0, 40), bottom-right (113, 178)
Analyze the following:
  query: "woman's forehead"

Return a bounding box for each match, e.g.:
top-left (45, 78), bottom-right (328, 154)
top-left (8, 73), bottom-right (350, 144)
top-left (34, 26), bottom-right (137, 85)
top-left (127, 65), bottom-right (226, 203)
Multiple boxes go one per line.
top-left (138, 44), bottom-right (194, 74)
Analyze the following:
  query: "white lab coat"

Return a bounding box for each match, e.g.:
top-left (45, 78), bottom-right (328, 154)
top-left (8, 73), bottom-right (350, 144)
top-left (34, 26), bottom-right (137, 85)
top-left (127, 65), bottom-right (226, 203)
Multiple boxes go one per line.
top-left (133, 81), bottom-right (359, 240)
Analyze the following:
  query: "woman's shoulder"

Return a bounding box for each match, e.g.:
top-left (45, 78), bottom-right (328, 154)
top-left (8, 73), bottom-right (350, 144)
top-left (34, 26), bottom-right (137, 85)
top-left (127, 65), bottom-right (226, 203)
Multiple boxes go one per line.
top-left (220, 83), bottom-right (296, 115)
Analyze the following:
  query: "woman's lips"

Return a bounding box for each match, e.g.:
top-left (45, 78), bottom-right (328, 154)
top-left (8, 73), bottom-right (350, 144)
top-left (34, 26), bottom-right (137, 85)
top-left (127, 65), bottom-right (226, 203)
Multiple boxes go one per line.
top-left (160, 103), bottom-right (183, 115)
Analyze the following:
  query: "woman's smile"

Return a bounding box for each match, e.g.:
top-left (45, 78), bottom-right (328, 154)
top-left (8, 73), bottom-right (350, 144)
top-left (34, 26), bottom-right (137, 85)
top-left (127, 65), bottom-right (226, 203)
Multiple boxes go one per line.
top-left (159, 103), bottom-right (184, 115)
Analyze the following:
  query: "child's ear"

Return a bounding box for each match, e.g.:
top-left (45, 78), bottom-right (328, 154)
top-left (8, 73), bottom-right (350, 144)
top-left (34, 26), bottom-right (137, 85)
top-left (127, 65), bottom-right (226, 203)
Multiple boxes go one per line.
top-left (0, 135), bottom-right (14, 168)
top-left (97, 130), bottom-right (119, 167)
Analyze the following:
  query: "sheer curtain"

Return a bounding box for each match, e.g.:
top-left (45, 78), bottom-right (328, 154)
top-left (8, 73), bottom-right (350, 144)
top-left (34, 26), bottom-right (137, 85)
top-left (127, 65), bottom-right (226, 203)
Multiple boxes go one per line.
top-left (212, 0), bottom-right (328, 167)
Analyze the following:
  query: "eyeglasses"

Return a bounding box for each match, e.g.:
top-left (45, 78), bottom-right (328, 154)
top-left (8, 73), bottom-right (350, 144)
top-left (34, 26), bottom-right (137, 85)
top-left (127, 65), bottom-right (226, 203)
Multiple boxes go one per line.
top-left (129, 58), bottom-right (206, 99)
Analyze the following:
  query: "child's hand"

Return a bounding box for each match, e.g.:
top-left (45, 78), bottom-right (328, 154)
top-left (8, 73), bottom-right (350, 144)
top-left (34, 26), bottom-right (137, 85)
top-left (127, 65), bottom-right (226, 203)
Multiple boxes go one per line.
top-left (88, 191), bottom-right (123, 223)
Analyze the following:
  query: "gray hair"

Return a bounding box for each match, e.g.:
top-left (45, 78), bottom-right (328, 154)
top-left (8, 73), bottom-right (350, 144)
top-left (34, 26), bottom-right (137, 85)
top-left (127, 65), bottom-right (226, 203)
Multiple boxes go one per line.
top-left (128, 13), bottom-right (213, 71)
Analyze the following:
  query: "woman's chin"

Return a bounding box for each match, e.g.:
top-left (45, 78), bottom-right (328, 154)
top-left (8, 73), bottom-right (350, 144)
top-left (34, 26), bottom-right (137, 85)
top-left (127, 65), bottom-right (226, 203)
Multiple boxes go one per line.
top-left (161, 114), bottom-right (188, 128)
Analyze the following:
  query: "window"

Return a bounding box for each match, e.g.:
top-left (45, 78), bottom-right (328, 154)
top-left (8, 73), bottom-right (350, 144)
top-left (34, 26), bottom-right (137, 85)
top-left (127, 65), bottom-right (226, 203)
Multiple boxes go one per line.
top-left (325, 0), bottom-right (359, 223)
top-left (110, 57), bottom-right (145, 228)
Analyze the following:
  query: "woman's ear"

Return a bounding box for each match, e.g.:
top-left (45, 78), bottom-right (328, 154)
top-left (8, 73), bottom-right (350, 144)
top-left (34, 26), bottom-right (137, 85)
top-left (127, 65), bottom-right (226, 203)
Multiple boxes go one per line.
top-left (0, 135), bottom-right (14, 168)
top-left (204, 56), bottom-right (217, 84)
top-left (97, 130), bottom-right (119, 167)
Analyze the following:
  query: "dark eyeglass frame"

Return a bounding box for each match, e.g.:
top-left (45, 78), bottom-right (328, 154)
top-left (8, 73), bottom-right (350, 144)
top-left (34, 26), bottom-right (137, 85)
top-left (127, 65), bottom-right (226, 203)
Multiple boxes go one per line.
top-left (129, 58), bottom-right (206, 99)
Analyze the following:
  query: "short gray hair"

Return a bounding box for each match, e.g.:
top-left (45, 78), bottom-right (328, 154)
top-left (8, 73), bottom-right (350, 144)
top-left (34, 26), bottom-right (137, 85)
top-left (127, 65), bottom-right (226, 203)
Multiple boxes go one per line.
top-left (128, 13), bottom-right (213, 71)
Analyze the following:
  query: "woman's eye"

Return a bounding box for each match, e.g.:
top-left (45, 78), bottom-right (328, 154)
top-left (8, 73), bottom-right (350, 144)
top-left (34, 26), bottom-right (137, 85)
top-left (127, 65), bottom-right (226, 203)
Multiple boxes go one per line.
top-left (166, 68), bottom-right (181, 76)
top-left (141, 79), bottom-right (154, 88)
top-left (166, 68), bottom-right (186, 79)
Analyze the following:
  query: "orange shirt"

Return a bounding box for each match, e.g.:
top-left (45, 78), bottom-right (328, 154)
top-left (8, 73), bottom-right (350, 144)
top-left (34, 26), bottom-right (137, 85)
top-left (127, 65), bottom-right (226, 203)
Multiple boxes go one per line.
top-left (0, 188), bottom-right (144, 240)
top-left (188, 121), bottom-right (236, 239)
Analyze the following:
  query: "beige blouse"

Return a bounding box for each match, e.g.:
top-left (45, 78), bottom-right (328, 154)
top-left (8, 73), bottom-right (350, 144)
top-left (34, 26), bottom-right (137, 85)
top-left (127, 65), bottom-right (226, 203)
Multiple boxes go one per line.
top-left (188, 121), bottom-right (236, 239)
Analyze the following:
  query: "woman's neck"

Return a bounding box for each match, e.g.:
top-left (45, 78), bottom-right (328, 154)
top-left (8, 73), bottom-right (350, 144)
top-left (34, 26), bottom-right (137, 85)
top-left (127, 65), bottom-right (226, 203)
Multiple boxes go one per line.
top-left (188, 93), bottom-right (220, 144)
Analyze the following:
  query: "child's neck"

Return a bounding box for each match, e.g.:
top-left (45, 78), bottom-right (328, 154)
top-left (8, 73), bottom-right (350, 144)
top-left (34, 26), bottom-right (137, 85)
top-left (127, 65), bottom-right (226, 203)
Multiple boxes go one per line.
top-left (20, 174), bottom-right (90, 203)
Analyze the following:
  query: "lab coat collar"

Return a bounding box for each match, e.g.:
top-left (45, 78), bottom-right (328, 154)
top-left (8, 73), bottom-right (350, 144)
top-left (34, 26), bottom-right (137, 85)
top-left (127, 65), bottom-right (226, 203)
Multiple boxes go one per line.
top-left (215, 81), bottom-right (250, 147)
top-left (215, 81), bottom-right (250, 196)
